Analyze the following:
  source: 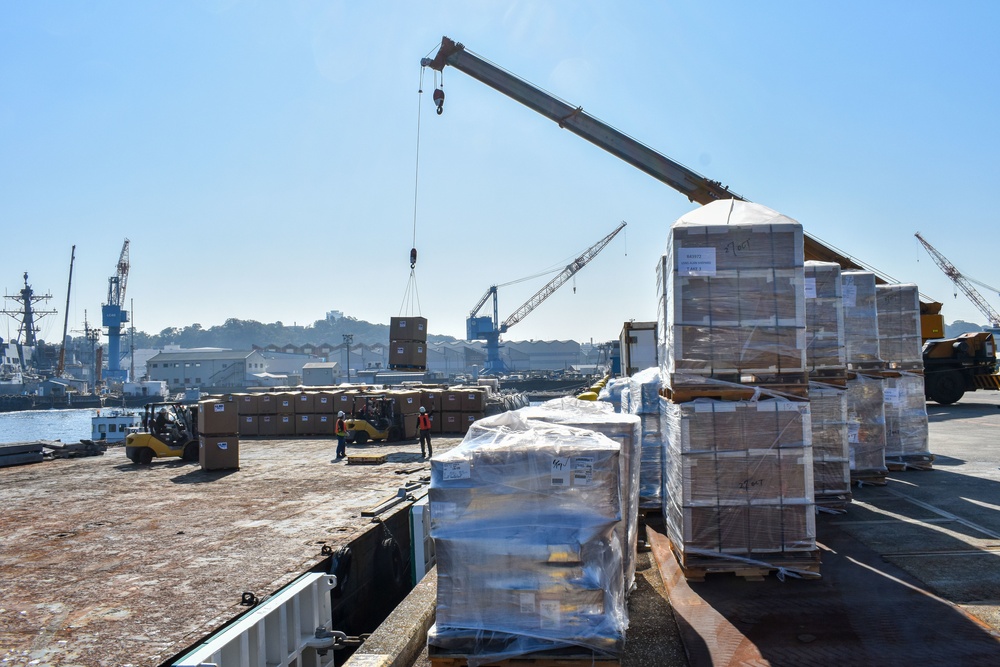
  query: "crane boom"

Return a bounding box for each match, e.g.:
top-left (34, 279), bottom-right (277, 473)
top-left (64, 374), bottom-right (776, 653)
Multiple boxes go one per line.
top-left (421, 36), bottom-right (944, 327)
top-left (422, 38), bottom-right (740, 206)
top-left (915, 233), bottom-right (1000, 327)
top-left (502, 221), bottom-right (626, 329)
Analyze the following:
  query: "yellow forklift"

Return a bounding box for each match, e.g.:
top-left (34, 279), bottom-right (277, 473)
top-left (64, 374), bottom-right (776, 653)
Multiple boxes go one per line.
top-left (125, 402), bottom-right (200, 464)
top-left (923, 332), bottom-right (1000, 404)
top-left (344, 395), bottom-right (401, 444)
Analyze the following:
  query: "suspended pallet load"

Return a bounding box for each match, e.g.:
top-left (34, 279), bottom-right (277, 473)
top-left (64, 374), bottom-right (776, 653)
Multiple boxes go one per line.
top-left (388, 316), bottom-right (428, 372)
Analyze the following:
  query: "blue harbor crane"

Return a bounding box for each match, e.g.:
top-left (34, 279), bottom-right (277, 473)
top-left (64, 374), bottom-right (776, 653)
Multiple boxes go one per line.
top-left (467, 221), bottom-right (626, 375)
top-left (102, 239), bottom-right (130, 383)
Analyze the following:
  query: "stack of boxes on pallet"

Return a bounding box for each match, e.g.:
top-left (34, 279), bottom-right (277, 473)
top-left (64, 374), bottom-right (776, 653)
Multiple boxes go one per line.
top-left (428, 405), bottom-right (639, 664)
top-left (656, 201), bottom-right (817, 575)
top-left (624, 367), bottom-right (664, 512)
top-left (232, 390), bottom-right (338, 437)
top-left (841, 270), bottom-right (889, 484)
top-left (198, 397), bottom-right (239, 471)
top-left (388, 316), bottom-right (428, 371)
top-left (804, 261), bottom-right (852, 508)
top-left (876, 284), bottom-right (932, 470)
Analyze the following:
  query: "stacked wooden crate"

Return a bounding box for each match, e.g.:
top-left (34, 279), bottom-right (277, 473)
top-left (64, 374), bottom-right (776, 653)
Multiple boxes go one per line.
top-left (841, 270), bottom-right (888, 485)
top-left (197, 398), bottom-right (239, 471)
top-left (804, 261), bottom-right (851, 509)
top-left (876, 284), bottom-right (932, 470)
top-left (656, 201), bottom-right (817, 579)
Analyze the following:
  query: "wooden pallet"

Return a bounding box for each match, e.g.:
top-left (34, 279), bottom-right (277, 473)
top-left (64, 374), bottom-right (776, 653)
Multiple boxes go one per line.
top-left (347, 453), bottom-right (387, 465)
top-left (886, 454), bottom-right (935, 472)
top-left (669, 540), bottom-right (822, 582)
top-left (815, 492), bottom-right (853, 511)
top-left (850, 471), bottom-right (887, 486)
top-left (808, 368), bottom-right (848, 387)
top-left (661, 382), bottom-right (809, 403)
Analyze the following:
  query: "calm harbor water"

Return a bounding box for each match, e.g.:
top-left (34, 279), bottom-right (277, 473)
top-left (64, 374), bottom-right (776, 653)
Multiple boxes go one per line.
top-left (0, 408), bottom-right (101, 443)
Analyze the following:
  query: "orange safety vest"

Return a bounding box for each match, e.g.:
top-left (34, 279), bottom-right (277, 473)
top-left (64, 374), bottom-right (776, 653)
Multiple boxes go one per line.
top-left (336, 418), bottom-right (347, 436)
top-left (418, 413), bottom-right (432, 431)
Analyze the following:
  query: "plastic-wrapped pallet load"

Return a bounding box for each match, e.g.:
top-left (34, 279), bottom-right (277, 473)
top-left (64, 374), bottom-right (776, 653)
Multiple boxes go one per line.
top-left (804, 261), bottom-right (846, 373)
top-left (841, 271), bottom-right (883, 368)
top-left (876, 284), bottom-right (923, 369)
top-left (660, 395), bottom-right (816, 560)
top-left (845, 374), bottom-right (887, 480)
top-left (524, 399), bottom-right (641, 594)
top-left (882, 371), bottom-right (932, 468)
top-left (625, 367), bottom-right (665, 511)
top-left (657, 200), bottom-right (807, 384)
top-left (428, 413), bottom-right (626, 664)
top-left (807, 384), bottom-right (851, 507)
top-left (597, 377), bottom-right (628, 412)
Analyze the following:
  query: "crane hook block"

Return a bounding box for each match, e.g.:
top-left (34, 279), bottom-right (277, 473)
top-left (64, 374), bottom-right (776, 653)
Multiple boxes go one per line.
top-left (410, 248), bottom-right (418, 269)
top-left (433, 88), bottom-right (445, 115)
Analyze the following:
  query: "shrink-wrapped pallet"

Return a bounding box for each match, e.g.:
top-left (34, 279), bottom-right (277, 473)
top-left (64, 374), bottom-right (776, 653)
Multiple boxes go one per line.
top-left (841, 271), bottom-right (882, 367)
top-left (660, 396), bottom-right (816, 556)
top-left (626, 367), bottom-right (665, 511)
top-left (804, 261), bottom-right (846, 372)
top-left (882, 372), bottom-right (931, 463)
top-left (876, 284), bottom-right (923, 369)
top-left (808, 384), bottom-right (851, 502)
top-left (524, 399), bottom-right (641, 593)
top-left (597, 377), bottom-right (628, 412)
top-left (657, 201), bottom-right (807, 382)
top-left (429, 415), bottom-right (625, 662)
top-left (845, 374), bottom-right (887, 476)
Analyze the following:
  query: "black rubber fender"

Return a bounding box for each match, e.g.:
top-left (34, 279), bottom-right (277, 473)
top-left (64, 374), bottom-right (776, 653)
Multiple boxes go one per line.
top-left (378, 536), bottom-right (406, 590)
top-left (328, 545), bottom-right (352, 598)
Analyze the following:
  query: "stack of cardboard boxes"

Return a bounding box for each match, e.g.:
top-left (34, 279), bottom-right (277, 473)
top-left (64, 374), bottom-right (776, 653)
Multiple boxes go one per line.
top-left (624, 367), bottom-right (664, 511)
top-left (876, 283), bottom-right (931, 469)
top-left (389, 316), bottom-right (428, 371)
top-left (841, 270), bottom-right (888, 483)
top-left (804, 261), bottom-right (852, 508)
top-left (428, 417), bottom-right (627, 662)
top-left (656, 201), bottom-right (816, 567)
top-left (232, 390), bottom-right (338, 437)
top-left (198, 398), bottom-right (239, 471)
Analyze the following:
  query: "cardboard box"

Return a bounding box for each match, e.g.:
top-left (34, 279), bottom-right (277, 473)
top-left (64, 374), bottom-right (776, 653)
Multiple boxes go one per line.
top-left (199, 435), bottom-right (239, 471)
top-left (198, 399), bottom-right (239, 436)
top-left (277, 414), bottom-right (295, 436)
top-left (461, 412), bottom-right (480, 433)
top-left (442, 391), bottom-right (462, 412)
top-left (234, 394), bottom-right (259, 416)
top-left (257, 394), bottom-right (277, 415)
top-left (390, 316), bottom-right (428, 342)
top-left (315, 413), bottom-right (334, 435)
top-left (431, 413), bottom-right (442, 434)
top-left (258, 415), bottom-right (277, 437)
top-left (294, 392), bottom-right (315, 414)
top-left (315, 391), bottom-right (336, 414)
top-left (396, 391), bottom-right (421, 415)
top-left (441, 412), bottom-right (462, 433)
top-left (276, 393), bottom-right (295, 415)
top-left (239, 415), bottom-right (258, 437)
top-left (335, 392), bottom-right (355, 415)
top-left (295, 414), bottom-right (314, 436)
top-left (461, 390), bottom-right (486, 412)
top-left (421, 389), bottom-right (441, 413)
top-left (388, 340), bottom-right (426, 369)
top-left (402, 413), bottom-right (419, 439)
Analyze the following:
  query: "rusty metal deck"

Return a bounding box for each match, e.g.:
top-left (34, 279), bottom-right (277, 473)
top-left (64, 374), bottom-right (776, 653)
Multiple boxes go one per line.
top-left (0, 436), bottom-right (457, 666)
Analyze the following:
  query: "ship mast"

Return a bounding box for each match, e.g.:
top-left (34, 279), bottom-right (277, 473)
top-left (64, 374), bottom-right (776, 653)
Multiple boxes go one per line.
top-left (3, 272), bottom-right (56, 347)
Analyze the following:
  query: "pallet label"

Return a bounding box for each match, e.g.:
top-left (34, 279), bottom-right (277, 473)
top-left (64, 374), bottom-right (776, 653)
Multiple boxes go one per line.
top-left (678, 247), bottom-right (716, 276)
top-left (442, 461), bottom-right (470, 480)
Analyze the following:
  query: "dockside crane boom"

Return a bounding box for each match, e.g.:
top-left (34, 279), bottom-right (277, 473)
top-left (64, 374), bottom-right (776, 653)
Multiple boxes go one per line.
top-left (468, 221), bottom-right (626, 374)
top-left (422, 37), bottom-right (945, 335)
top-left (915, 232), bottom-right (1000, 328)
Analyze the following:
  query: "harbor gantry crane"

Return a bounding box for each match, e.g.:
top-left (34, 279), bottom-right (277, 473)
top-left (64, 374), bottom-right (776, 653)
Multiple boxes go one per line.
top-left (915, 232), bottom-right (1000, 331)
top-left (102, 239), bottom-right (131, 383)
top-left (468, 221), bottom-right (626, 375)
top-left (421, 37), bottom-right (946, 337)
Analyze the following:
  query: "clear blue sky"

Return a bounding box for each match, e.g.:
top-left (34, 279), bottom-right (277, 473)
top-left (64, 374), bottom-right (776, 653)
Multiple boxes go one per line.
top-left (3, 1), bottom-right (999, 346)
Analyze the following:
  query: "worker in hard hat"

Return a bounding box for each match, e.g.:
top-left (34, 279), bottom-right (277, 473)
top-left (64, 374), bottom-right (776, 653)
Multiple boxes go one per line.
top-left (417, 406), bottom-right (433, 458)
top-left (334, 411), bottom-right (348, 459)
